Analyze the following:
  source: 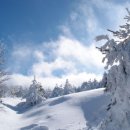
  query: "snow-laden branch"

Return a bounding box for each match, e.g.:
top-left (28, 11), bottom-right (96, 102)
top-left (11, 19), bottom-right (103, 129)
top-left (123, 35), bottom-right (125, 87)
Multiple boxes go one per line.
top-left (95, 35), bottom-right (109, 41)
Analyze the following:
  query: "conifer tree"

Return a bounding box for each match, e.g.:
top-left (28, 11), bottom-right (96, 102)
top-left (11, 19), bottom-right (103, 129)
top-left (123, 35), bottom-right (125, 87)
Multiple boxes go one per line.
top-left (96, 8), bottom-right (130, 130)
top-left (51, 84), bottom-right (64, 97)
top-left (26, 76), bottom-right (46, 106)
top-left (64, 79), bottom-right (75, 95)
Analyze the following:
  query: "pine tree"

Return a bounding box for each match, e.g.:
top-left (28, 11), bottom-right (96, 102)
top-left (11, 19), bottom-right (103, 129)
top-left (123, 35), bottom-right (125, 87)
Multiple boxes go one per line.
top-left (96, 8), bottom-right (130, 130)
top-left (51, 84), bottom-right (64, 97)
top-left (80, 79), bottom-right (100, 92)
top-left (64, 79), bottom-right (75, 95)
top-left (44, 88), bottom-right (52, 99)
top-left (25, 76), bottom-right (46, 106)
top-left (100, 72), bottom-right (108, 89)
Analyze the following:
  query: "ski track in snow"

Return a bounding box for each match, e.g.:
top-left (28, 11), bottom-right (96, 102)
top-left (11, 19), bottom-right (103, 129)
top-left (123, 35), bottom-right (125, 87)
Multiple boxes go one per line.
top-left (0, 88), bottom-right (110, 130)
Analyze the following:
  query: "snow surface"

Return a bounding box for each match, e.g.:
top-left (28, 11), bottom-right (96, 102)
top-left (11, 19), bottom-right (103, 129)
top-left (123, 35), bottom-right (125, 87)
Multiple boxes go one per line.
top-left (0, 88), bottom-right (109, 130)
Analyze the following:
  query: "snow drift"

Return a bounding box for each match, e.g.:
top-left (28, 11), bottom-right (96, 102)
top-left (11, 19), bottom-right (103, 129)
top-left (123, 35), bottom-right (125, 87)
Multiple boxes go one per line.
top-left (0, 88), bottom-right (109, 130)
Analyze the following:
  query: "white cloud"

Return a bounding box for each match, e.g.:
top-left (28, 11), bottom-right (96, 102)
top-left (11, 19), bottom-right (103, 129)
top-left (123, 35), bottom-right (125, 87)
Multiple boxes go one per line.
top-left (32, 56), bottom-right (76, 77)
top-left (9, 36), bottom-right (104, 88)
top-left (12, 46), bottom-right (31, 59)
top-left (65, 0), bottom-right (130, 44)
top-left (31, 36), bottom-right (104, 77)
top-left (32, 52), bottom-right (75, 77)
top-left (92, 0), bottom-right (130, 28)
top-left (33, 50), bottom-right (44, 61)
top-left (8, 74), bottom-right (32, 87)
top-left (10, 0), bottom-right (130, 88)
top-left (8, 72), bottom-right (102, 89)
top-left (59, 25), bottom-right (74, 38)
top-left (56, 36), bottom-right (104, 69)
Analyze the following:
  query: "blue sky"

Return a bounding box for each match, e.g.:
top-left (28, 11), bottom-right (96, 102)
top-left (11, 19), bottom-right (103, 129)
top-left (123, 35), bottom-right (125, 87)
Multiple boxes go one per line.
top-left (1, 0), bottom-right (130, 87)
top-left (0, 0), bottom-right (72, 43)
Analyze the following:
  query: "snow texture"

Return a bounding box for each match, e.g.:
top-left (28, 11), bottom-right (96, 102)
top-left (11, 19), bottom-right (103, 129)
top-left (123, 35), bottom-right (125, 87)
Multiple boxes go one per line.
top-left (0, 88), bottom-right (109, 130)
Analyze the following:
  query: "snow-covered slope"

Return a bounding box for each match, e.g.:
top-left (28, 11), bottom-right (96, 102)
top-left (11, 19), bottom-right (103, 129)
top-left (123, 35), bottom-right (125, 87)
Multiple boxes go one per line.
top-left (0, 88), bottom-right (109, 130)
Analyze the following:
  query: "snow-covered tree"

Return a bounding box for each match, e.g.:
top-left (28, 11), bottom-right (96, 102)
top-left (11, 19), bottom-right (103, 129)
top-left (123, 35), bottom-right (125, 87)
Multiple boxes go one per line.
top-left (80, 81), bottom-right (89, 91)
top-left (0, 43), bottom-right (9, 99)
top-left (96, 8), bottom-right (130, 130)
top-left (100, 72), bottom-right (108, 89)
top-left (44, 88), bottom-right (52, 99)
top-left (3, 85), bottom-right (28, 98)
top-left (79, 79), bottom-right (100, 92)
top-left (15, 86), bottom-right (27, 97)
top-left (51, 84), bottom-right (64, 97)
top-left (25, 76), bottom-right (46, 106)
top-left (92, 79), bottom-right (100, 89)
top-left (63, 79), bottom-right (75, 95)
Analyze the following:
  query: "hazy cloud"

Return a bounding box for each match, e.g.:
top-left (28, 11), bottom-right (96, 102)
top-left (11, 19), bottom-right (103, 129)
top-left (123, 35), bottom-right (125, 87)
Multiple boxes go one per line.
top-left (9, 0), bottom-right (130, 88)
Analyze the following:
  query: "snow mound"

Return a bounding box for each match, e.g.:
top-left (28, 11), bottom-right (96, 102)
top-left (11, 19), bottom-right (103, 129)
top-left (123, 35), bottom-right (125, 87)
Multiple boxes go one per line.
top-left (0, 88), bottom-right (110, 130)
